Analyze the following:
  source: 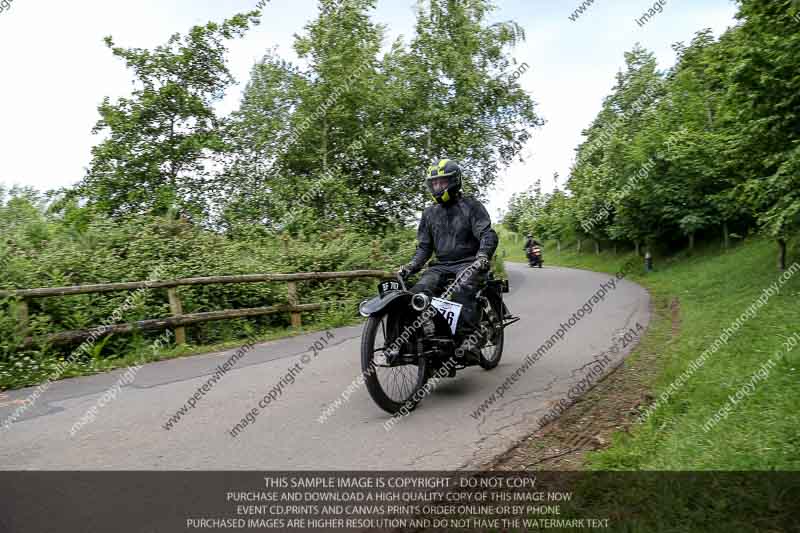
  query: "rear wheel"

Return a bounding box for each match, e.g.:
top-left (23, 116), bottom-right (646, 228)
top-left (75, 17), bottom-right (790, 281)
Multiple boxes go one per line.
top-left (361, 311), bottom-right (429, 415)
top-left (479, 298), bottom-right (504, 370)
top-left (479, 325), bottom-right (504, 370)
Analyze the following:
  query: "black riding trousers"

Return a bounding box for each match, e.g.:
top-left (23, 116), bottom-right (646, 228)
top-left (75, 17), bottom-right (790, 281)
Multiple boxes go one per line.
top-left (409, 262), bottom-right (486, 340)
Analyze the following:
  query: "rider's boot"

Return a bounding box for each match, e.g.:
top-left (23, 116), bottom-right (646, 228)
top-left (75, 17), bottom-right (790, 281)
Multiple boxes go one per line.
top-left (455, 325), bottom-right (489, 364)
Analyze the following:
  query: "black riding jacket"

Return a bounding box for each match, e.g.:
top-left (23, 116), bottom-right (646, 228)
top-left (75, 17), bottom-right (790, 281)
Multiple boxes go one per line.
top-left (409, 194), bottom-right (499, 272)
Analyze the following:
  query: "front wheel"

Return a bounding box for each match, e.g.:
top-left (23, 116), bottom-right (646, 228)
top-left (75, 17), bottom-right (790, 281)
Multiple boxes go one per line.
top-left (361, 311), bottom-right (429, 415)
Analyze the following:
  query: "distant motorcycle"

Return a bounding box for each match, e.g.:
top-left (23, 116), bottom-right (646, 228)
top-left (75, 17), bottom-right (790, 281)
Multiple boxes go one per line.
top-left (528, 246), bottom-right (543, 268)
top-left (358, 263), bottom-right (519, 415)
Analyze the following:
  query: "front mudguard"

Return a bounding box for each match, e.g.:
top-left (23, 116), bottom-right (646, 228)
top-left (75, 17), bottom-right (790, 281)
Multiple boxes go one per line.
top-left (358, 291), bottom-right (413, 317)
top-left (359, 291), bottom-right (454, 339)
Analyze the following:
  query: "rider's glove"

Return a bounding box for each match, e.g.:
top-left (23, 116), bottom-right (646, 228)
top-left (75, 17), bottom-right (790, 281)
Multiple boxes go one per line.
top-left (397, 263), bottom-right (416, 278)
top-left (475, 253), bottom-right (491, 272)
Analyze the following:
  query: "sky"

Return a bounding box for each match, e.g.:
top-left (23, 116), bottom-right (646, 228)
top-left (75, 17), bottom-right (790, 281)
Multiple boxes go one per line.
top-left (0, 0), bottom-right (739, 221)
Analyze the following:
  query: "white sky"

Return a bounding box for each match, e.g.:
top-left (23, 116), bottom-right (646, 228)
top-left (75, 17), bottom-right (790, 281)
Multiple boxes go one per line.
top-left (0, 0), bottom-right (738, 221)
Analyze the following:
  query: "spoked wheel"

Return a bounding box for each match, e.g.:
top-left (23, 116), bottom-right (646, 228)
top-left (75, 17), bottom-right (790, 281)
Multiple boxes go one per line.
top-left (361, 311), bottom-right (429, 415)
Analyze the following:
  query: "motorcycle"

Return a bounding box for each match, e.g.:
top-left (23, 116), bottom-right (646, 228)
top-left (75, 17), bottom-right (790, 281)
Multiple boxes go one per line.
top-left (528, 246), bottom-right (543, 268)
top-left (358, 263), bottom-right (519, 414)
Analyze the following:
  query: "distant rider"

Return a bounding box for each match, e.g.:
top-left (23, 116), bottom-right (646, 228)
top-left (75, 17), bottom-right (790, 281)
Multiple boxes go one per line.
top-left (523, 234), bottom-right (541, 250)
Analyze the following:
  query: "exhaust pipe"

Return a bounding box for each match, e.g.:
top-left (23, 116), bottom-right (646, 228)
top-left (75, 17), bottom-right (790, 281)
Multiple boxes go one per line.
top-left (411, 293), bottom-right (430, 312)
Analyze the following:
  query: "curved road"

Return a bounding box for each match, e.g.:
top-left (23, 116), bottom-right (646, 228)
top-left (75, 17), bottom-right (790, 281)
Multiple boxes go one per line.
top-left (0, 262), bottom-right (649, 469)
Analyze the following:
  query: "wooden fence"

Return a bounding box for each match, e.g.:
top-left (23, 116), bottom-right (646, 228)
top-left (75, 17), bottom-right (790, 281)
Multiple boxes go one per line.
top-left (0, 270), bottom-right (393, 348)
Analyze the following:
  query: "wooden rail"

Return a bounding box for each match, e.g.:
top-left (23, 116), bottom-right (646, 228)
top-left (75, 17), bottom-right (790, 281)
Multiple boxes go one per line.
top-left (2, 270), bottom-right (393, 348)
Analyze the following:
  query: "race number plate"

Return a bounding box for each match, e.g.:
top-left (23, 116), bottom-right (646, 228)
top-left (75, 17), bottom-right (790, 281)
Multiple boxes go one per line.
top-left (430, 297), bottom-right (462, 336)
top-left (377, 280), bottom-right (401, 297)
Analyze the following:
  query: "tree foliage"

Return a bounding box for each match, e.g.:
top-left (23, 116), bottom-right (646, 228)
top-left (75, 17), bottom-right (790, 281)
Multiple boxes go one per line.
top-left (221, 0), bottom-right (541, 233)
top-left (506, 0), bottom-right (799, 264)
top-left (78, 14), bottom-right (260, 220)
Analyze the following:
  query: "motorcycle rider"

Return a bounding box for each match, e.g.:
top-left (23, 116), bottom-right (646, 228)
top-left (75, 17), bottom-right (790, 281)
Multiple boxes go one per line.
top-left (523, 234), bottom-right (541, 250)
top-left (523, 234), bottom-right (541, 264)
top-left (397, 159), bottom-right (499, 362)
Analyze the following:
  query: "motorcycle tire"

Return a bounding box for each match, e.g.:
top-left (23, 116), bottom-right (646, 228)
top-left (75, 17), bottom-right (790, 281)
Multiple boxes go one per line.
top-left (478, 300), bottom-right (505, 370)
top-left (361, 311), bottom-right (430, 415)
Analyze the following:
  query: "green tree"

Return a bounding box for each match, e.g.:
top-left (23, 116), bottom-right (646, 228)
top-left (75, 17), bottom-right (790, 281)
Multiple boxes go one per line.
top-left (78, 14), bottom-right (258, 220)
top-left (217, 50), bottom-right (301, 236)
top-left (398, 0), bottom-right (540, 205)
top-left (568, 45), bottom-right (664, 250)
top-left (727, 0), bottom-right (800, 268)
top-left (225, 0), bottom-right (541, 233)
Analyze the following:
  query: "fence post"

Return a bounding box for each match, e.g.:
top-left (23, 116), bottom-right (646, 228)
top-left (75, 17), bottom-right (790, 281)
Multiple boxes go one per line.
top-left (16, 298), bottom-right (29, 337)
top-left (287, 282), bottom-right (302, 328)
top-left (167, 288), bottom-right (187, 345)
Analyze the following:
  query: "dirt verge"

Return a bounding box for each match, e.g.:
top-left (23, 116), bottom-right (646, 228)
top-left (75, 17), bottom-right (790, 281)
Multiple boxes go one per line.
top-left (484, 292), bottom-right (678, 471)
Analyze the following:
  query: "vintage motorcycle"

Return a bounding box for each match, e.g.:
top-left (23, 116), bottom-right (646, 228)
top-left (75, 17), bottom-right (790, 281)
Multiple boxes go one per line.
top-left (358, 263), bottom-right (519, 414)
top-left (528, 245), bottom-right (543, 268)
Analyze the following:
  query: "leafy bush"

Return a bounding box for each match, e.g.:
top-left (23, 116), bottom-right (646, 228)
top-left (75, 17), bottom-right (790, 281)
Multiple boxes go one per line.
top-left (0, 188), bottom-right (417, 388)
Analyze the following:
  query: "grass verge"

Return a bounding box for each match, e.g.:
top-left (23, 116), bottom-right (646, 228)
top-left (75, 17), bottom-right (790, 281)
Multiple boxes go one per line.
top-left (480, 229), bottom-right (800, 530)
top-left (496, 230), bottom-right (800, 470)
top-left (497, 228), bottom-right (800, 470)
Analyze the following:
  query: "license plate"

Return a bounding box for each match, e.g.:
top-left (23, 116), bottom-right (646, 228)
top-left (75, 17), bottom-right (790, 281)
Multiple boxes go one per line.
top-left (378, 280), bottom-right (401, 297)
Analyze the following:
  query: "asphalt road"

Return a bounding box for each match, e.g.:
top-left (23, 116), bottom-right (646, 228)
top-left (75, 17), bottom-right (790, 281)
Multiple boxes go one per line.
top-left (0, 262), bottom-right (649, 470)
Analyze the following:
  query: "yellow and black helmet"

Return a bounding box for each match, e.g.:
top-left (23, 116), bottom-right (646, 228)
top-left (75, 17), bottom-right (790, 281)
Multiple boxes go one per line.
top-left (426, 158), bottom-right (462, 204)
